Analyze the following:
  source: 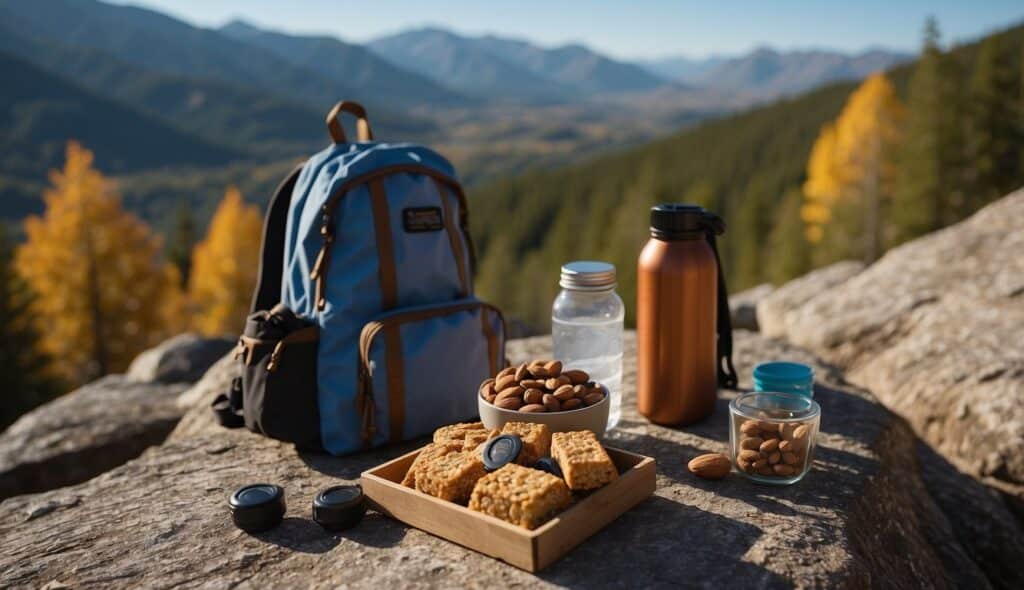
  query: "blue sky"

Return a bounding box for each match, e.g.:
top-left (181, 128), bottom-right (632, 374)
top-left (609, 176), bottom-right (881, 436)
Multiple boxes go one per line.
top-left (112, 0), bottom-right (1024, 59)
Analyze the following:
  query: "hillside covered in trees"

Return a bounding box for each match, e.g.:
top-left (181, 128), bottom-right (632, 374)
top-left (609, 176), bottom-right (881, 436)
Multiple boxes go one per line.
top-left (471, 21), bottom-right (1024, 332)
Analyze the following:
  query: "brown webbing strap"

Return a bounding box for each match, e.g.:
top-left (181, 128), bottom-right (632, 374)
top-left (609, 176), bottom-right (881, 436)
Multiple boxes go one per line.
top-left (384, 324), bottom-right (404, 444)
top-left (325, 101), bottom-right (374, 144)
top-left (369, 179), bottom-right (398, 310)
top-left (434, 179), bottom-right (469, 297)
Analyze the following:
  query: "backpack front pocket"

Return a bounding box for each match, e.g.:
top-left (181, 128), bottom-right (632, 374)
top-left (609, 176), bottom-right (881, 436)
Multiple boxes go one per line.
top-left (239, 314), bottom-right (322, 451)
top-left (357, 300), bottom-right (505, 448)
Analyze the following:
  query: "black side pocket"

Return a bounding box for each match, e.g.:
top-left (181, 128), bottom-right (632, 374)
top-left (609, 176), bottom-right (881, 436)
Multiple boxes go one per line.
top-left (240, 313), bottom-right (322, 451)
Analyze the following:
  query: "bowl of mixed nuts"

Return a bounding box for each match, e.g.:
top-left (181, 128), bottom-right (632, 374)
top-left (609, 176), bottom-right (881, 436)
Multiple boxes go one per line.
top-left (728, 391), bottom-right (820, 485)
top-left (478, 359), bottom-right (610, 437)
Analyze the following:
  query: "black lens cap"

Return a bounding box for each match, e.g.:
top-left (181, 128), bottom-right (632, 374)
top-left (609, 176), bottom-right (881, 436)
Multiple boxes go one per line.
top-left (482, 434), bottom-right (523, 471)
top-left (534, 457), bottom-right (563, 479)
top-left (229, 484), bottom-right (285, 533)
top-left (313, 484), bottom-right (367, 531)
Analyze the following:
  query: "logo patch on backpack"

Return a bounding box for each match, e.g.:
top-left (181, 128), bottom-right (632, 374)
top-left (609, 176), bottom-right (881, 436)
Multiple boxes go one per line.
top-left (403, 207), bottom-right (444, 233)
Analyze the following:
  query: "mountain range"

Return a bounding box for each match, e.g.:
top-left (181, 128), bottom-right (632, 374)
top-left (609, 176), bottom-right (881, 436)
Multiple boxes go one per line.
top-left (0, 0), bottom-right (916, 227)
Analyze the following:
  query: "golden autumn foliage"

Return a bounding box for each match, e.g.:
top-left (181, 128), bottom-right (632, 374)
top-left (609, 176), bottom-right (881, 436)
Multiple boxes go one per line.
top-left (15, 142), bottom-right (181, 383)
top-left (802, 73), bottom-right (905, 260)
top-left (188, 186), bottom-right (262, 336)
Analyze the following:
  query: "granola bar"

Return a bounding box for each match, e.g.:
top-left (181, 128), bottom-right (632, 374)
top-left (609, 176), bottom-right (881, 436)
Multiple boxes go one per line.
top-left (401, 441), bottom-right (461, 488)
top-left (468, 463), bottom-right (571, 529)
top-left (500, 421), bottom-right (551, 465)
top-left (433, 422), bottom-right (487, 447)
top-left (415, 450), bottom-right (487, 503)
top-left (463, 428), bottom-right (498, 451)
top-left (550, 430), bottom-right (618, 490)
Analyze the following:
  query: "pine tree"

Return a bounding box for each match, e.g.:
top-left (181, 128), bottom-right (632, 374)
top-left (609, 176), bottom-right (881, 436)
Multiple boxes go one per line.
top-left (167, 200), bottom-right (196, 287)
top-left (965, 36), bottom-right (1022, 207)
top-left (15, 142), bottom-right (179, 384)
top-left (0, 227), bottom-right (63, 429)
top-left (802, 73), bottom-right (905, 262)
top-left (767, 188), bottom-right (812, 284)
top-left (891, 18), bottom-right (967, 244)
top-left (189, 186), bottom-right (262, 336)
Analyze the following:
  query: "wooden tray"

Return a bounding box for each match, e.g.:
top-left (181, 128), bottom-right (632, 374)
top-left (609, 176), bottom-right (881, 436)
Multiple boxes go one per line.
top-left (360, 445), bottom-right (656, 572)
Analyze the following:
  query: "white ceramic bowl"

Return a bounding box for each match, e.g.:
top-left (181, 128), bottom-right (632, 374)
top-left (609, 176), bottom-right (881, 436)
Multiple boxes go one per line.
top-left (478, 385), bottom-right (610, 438)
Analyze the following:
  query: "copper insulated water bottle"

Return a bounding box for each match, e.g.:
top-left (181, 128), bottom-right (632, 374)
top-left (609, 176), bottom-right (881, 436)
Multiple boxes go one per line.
top-left (637, 204), bottom-right (720, 425)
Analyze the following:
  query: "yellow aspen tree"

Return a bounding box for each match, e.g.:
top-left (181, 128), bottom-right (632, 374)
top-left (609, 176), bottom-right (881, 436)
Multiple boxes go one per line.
top-left (802, 73), bottom-right (905, 261)
top-left (189, 186), bottom-right (262, 336)
top-left (802, 122), bottom-right (842, 243)
top-left (15, 142), bottom-right (178, 384)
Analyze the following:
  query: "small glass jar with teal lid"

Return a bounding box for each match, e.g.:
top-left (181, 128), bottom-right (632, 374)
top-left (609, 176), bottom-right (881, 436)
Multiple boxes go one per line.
top-left (752, 362), bottom-right (814, 398)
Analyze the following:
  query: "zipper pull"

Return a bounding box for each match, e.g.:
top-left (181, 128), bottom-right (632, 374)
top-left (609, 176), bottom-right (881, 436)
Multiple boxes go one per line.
top-left (266, 341), bottom-right (286, 372)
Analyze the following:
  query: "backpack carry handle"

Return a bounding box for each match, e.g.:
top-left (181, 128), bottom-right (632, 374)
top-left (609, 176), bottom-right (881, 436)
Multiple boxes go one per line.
top-left (326, 101), bottom-right (374, 144)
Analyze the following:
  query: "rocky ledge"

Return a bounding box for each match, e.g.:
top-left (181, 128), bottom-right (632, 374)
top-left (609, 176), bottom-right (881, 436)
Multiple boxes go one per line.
top-left (758, 190), bottom-right (1024, 508)
top-left (2, 331), bottom-right (1022, 589)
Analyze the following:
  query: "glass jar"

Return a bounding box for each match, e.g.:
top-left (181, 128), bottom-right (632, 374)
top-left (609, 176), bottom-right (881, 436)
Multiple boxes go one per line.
top-left (729, 391), bottom-right (820, 485)
top-left (552, 261), bottom-right (624, 430)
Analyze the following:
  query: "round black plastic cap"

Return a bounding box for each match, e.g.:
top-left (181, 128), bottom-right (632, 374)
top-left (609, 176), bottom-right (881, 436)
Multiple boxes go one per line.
top-left (482, 434), bottom-right (523, 471)
top-left (229, 484), bottom-right (285, 533)
top-left (313, 484), bottom-right (367, 531)
top-left (533, 457), bottom-right (563, 479)
top-left (650, 203), bottom-right (707, 240)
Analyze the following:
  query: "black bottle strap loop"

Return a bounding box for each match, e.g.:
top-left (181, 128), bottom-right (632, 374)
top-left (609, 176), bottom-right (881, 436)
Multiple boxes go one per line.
top-left (701, 212), bottom-right (739, 389)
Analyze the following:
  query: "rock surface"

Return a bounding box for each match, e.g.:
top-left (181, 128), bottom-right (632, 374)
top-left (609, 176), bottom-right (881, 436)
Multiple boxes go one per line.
top-left (757, 191), bottom-right (1024, 499)
top-left (757, 261), bottom-right (864, 339)
top-left (729, 283), bottom-right (773, 331)
top-left (4, 332), bottom-right (1022, 589)
top-left (127, 333), bottom-right (236, 384)
top-left (0, 376), bottom-right (185, 500)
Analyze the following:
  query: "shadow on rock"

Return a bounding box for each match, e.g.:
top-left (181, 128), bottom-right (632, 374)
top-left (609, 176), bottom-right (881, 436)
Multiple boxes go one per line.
top-left (336, 512), bottom-right (408, 549)
top-left (538, 495), bottom-right (789, 589)
top-left (253, 517), bottom-right (341, 554)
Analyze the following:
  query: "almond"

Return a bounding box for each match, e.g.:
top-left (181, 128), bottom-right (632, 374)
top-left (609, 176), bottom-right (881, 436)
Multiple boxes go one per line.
top-left (738, 449), bottom-right (760, 462)
top-left (523, 388), bottom-right (544, 404)
top-left (756, 465), bottom-right (774, 476)
top-left (553, 384), bottom-right (575, 401)
top-left (778, 439), bottom-right (794, 452)
top-left (497, 366), bottom-right (515, 379)
top-left (740, 437), bottom-right (763, 450)
top-left (759, 439), bottom-right (779, 453)
top-left (561, 398), bottom-right (583, 410)
top-left (521, 379), bottom-right (546, 389)
top-left (519, 404), bottom-right (546, 413)
top-left (781, 452), bottom-right (800, 465)
top-left (572, 384), bottom-right (586, 398)
top-left (772, 464), bottom-right (796, 476)
top-left (542, 394), bottom-right (560, 412)
top-left (495, 374), bottom-right (517, 391)
top-left (495, 386), bottom-right (524, 403)
top-left (583, 392), bottom-right (604, 406)
top-left (767, 451), bottom-right (781, 465)
top-left (545, 376), bottom-right (570, 390)
top-left (514, 363), bottom-right (529, 382)
top-left (528, 363), bottom-right (550, 378)
top-left (792, 424), bottom-right (810, 441)
top-left (479, 380), bottom-right (497, 400)
top-left (562, 369), bottom-right (589, 384)
top-left (740, 421), bottom-right (760, 435)
top-left (687, 453), bottom-right (731, 480)
top-left (544, 360), bottom-right (563, 377)
top-left (494, 396), bottom-right (522, 411)
top-left (752, 458), bottom-right (768, 469)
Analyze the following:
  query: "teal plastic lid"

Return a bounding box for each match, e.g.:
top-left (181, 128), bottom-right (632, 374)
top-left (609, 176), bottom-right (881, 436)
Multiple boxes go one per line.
top-left (753, 362), bottom-right (813, 383)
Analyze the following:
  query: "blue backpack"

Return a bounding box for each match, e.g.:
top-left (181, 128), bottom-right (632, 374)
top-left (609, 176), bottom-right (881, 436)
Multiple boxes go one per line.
top-left (234, 101), bottom-right (506, 455)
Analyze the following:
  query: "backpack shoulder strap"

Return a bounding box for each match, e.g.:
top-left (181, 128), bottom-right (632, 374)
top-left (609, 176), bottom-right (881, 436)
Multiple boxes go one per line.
top-left (250, 163), bottom-right (304, 313)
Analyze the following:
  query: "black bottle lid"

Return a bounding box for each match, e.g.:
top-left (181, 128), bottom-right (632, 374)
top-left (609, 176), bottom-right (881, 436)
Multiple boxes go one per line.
top-left (533, 457), bottom-right (563, 479)
top-left (313, 484), bottom-right (367, 531)
top-left (482, 434), bottom-right (523, 471)
top-left (229, 484), bottom-right (285, 533)
top-left (650, 204), bottom-right (724, 240)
